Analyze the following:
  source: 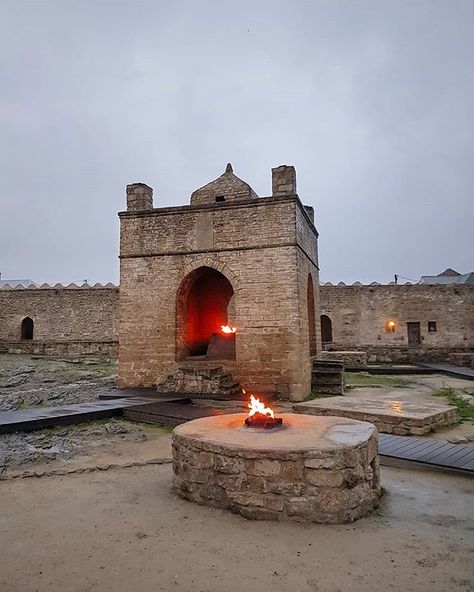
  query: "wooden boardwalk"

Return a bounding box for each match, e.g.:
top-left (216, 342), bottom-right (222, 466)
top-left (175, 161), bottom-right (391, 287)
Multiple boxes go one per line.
top-left (0, 396), bottom-right (187, 434)
top-left (379, 433), bottom-right (474, 473)
top-left (420, 363), bottom-right (474, 380)
top-left (123, 400), bottom-right (223, 426)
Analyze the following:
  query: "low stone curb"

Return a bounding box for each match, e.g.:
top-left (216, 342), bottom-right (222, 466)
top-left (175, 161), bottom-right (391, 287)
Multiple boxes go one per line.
top-left (0, 457), bottom-right (172, 481)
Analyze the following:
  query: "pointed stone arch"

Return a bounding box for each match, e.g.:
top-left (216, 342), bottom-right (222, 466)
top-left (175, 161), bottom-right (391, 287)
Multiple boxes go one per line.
top-left (21, 316), bottom-right (34, 340)
top-left (176, 266), bottom-right (236, 359)
top-left (321, 314), bottom-right (333, 344)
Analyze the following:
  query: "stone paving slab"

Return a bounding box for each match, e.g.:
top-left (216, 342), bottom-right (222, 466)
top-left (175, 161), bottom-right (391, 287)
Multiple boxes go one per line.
top-left (294, 390), bottom-right (459, 436)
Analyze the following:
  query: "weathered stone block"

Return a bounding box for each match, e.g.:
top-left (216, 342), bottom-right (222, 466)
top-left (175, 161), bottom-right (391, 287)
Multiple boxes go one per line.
top-left (250, 459), bottom-right (281, 477)
top-left (213, 455), bottom-right (242, 474)
top-left (306, 469), bottom-right (344, 488)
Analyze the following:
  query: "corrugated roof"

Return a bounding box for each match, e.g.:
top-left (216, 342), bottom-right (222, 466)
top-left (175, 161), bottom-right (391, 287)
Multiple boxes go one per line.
top-left (0, 279), bottom-right (38, 288)
top-left (419, 272), bottom-right (474, 285)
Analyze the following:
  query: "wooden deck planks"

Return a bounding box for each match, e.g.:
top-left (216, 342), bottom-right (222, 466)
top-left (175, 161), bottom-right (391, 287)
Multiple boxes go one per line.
top-left (0, 397), bottom-right (188, 434)
top-left (379, 433), bottom-right (474, 472)
top-left (420, 363), bottom-right (474, 380)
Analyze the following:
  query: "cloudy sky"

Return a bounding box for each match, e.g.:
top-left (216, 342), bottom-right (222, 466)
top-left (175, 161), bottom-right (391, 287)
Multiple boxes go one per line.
top-left (1, 0), bottom-right (472, 285)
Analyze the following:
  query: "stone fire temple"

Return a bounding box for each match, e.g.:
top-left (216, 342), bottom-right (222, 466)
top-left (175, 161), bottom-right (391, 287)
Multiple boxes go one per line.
top-left (118, 164), bottom-right (320, 401)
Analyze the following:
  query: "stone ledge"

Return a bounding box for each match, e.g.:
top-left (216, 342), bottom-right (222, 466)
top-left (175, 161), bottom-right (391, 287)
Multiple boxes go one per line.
top-left (294, 397), bottom-right (460, 436)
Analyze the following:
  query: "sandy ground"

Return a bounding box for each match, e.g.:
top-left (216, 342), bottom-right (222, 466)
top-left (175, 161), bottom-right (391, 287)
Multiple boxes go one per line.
top-left (1, 359), bottom-right (473, 592)
top-left (0, 461), bottom-right (473, 592)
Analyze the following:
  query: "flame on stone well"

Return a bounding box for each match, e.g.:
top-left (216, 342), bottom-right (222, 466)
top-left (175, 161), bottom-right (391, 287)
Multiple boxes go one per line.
top-left (243, 389), bottom-right (275, 418)
top-left (221, 325), bottom-right (237, 334)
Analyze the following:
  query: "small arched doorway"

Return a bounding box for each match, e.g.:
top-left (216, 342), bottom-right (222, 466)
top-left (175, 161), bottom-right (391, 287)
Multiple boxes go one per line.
top-left (307, 274), bottom-right (317, 357)
top-left (176, 266), bottom-right (235, 359)
top-left (321, 314), bottom-right (333, 344)
top-left (21, 317), bottom-right (34, 340)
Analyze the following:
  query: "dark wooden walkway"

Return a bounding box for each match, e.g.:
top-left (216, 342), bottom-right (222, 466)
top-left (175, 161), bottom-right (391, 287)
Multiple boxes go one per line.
top-left (379, 433), bottom-right (474, 473)
top-left (420, 363), bottom-right (474, 380)
top-left (123, 400), bottom-right (223, 426)
top-left (0, 396), bottom-right (187, 434)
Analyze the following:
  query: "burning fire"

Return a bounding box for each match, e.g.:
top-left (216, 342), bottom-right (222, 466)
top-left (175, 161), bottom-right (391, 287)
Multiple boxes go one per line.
top-left (248, 394), bottom-right (275, 418)
top-left (243, 389), bottom-right (274, 418)
top-left (243, 388), bottom-right (282, 429)
top-left (221, 325), bottom-right (237, 334)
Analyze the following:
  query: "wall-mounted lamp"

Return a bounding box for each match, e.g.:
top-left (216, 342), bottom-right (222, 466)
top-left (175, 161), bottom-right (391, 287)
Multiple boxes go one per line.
top-left (385, 320), bottom-right (397, 333)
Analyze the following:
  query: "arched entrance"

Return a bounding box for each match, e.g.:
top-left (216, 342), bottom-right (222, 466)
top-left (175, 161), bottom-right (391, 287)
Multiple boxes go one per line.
top-left (307, 274), bottom-right (317, 357)
top-left (176, 266), bottom-right (235, 359)
top-left (321, 314), bottom-right (333, 344)
top-left (21, 317), bottom-right (34, 340)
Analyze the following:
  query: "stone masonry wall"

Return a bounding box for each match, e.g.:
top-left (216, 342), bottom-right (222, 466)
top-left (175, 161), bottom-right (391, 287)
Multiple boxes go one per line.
top-left (1, 281), bottom-right (472, 366)
top-left (0, 285), bottom-right (119, 355)
top-left (320, 284), bottom-right (474, 363)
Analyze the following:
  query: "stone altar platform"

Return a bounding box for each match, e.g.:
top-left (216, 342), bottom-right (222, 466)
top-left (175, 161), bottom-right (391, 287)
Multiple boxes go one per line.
top-left (172, 413), bottom-right (380, 523)
top-left (294, 389), bottom-right (459, 436)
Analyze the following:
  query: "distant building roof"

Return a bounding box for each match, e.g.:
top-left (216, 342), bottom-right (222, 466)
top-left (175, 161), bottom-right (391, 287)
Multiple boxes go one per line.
top-left (419, 270), bottom-right (474, 285)
top-left (0, 279), bottom-right (38, 288)
top-left (437, 268), bottom-right (462, 277)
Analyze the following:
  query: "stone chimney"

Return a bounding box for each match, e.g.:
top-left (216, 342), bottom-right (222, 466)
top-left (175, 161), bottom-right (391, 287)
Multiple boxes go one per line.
top-left (304, 205), bottom-right (315, 224)
top-left (126, 183), bottom-right (153, 211)
top-left (272, 165), bottom-right (297, 197)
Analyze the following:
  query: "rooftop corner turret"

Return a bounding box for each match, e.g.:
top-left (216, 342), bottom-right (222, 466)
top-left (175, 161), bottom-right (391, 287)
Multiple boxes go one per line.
top-left (126, 183), bottom-right (153, 211)
top-left (272, 165), bottom-right (297, 197)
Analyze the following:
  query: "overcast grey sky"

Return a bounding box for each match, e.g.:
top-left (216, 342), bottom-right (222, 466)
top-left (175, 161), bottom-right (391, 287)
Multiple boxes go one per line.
top-left (0, 0), bottom-right (472, 285)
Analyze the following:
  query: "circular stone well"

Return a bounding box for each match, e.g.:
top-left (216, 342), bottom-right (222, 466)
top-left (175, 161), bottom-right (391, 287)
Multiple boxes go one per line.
top-left (172, 413), bottom-right (380, 523)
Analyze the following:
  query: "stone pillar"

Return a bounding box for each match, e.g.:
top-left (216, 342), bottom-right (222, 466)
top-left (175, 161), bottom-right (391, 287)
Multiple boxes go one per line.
top-left (272, 165), bottom-right (297, 196)
top-left (126, 183), bottom-right (153, 211)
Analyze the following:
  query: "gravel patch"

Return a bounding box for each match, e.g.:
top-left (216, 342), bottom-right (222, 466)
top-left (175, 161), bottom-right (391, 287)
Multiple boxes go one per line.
top-left (0, 354), bottom-right (118, 411)
top-left (0, 418), bottom-right (148, 472)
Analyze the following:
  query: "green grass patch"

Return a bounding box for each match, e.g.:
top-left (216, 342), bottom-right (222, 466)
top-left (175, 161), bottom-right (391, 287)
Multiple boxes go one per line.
top-left (434, 387), bottom-right (474, 422)
top-left (345, 372), bottom-right (412, 389)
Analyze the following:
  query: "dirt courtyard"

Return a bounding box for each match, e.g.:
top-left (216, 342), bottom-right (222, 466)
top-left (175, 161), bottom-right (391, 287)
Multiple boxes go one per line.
top-left (1, 355), bottom-right (473, 591)
top-left (1, 459), bottom-right (473, 592)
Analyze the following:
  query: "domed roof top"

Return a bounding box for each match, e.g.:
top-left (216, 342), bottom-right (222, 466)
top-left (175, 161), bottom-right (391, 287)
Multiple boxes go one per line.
top-left (190, 164), bottom-right (258, 206)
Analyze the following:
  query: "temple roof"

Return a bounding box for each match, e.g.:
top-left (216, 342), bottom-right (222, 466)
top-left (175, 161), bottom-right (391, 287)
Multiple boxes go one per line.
top-left (190, 164), bottom-right (258, 206)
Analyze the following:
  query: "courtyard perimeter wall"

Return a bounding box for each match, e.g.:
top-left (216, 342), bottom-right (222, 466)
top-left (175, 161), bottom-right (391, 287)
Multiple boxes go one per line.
top-left (0, 284), bottom-right (119, 356)
top-left (320, 283), bottom-right (474, 363)
top-left (2, 282), bottom-right (472, 365)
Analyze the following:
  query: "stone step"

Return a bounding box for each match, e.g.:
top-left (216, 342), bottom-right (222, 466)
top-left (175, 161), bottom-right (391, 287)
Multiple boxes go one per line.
top-left (156, 365), bottom-right (243, 400)
top-left (313, 360), bottom-right (344, 369)
top-left (312, 368), bottom-right (344, 376)
top-left (312, 376), bottom-right (344, 385)
top-left (220, 379), bottom-right (241, 389)
top-left (177, 365), bottom-right (224, 378)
